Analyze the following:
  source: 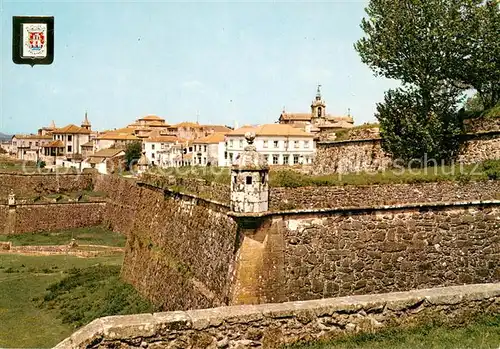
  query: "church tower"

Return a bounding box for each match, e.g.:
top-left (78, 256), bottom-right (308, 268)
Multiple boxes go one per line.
top-left (81, 111), bottom-right (91, 130)
top-left (310, 85), bottom-right (326, 121)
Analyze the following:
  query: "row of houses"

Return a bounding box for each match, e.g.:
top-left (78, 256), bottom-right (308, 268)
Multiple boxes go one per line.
top-left (3, 87), bottom-right (355, 173)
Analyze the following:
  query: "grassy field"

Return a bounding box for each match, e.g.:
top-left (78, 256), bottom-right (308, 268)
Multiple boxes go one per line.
top-left (0, 254), bottom-right (125, 348)
top-left (289, 314), bottom-right (500, 349)
top-left (147, 159), bottom-right (500, 188)
top-left (0, 226), bottom-right (126, 247)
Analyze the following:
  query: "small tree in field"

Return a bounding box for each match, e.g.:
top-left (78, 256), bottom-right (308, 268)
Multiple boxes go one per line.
top-left (125, 141), bottom-right (142, 170)
top-left (377, 86), bottom-right (463, 165)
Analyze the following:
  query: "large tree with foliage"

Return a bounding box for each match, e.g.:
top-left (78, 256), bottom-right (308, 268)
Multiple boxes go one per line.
top-left (125, 141), bottom-right (142, 169)
top-left (377, 86), bottom-right (463, 165)
top-left (355, 0), bottom-right (499, 107)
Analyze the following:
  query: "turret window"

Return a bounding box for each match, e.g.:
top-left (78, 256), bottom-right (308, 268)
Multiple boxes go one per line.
top-left (318, 107), bottom-right (322, 117)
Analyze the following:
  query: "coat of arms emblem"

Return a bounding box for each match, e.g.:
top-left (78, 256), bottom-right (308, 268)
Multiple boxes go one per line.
top-left (22, 23), bottom-right (47, 58)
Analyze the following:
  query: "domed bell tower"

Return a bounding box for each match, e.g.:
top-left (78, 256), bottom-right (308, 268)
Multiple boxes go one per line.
top-left (230, 132), bottom-right (269, 213)
top-left (311, 84), bottom-right (326, 122)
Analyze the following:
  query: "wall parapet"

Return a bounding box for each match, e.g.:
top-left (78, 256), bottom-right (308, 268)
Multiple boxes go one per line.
top-left (54, 282), bottom-right (500, 349)
top-left (229, 199), bottom-right (500, 219)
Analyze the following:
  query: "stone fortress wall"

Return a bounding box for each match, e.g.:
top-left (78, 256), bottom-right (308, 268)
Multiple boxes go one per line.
top-left (0, 172), bottom-right (499, 311)
top-left (55, 283), bottom-right (500, 349)
top-left (313, 131), bottom-right (500, 175)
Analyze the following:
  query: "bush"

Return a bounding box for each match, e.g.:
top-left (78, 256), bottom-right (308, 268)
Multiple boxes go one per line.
top-left (481, 160), bottom-right (500, 180)
top-left (36, 160), bottom-right (46, 168)
top-left (39, 265), bottom-right (156, 327)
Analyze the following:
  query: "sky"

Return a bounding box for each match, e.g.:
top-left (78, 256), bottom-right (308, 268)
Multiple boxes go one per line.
top-left (0, 0), bottom-right (399, 135)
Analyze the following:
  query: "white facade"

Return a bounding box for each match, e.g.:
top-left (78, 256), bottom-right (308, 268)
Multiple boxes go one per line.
top-left (144, 138), bottom-right (181, 167)
top-left (224, 135), bottom-right (315, 167)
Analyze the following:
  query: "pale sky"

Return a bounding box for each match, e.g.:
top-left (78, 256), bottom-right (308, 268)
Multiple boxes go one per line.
top-left (0, 0), bottom-right (399, 134)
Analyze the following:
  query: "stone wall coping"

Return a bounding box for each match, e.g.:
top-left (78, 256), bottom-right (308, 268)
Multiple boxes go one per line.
top-left (228, 199), bottom-right (500, 218)
top-left (0, 201), bottom-right (106, 208)
top-left (137, 181), bottom-right (231, 210)
top-left (317, 130), bottom-right (500, 146)
top-left (0, 172), bottom-right (91, 177)
top-left (54, 283), bottom-right (500, 349)
top-left (318, 138), bottom-right (382, 145)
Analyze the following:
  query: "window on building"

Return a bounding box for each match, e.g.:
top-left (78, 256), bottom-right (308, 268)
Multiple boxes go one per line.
top-left (284, 140), bottom-right (288, 149)
top-left (35, 142), bottom-right (39, 146)
top-left (68, 145), bottom-right (72, 153)
top-left (261, 173), bottom-right (266, 184)
top-left (224, 151), bottom-right (228, 159)
top-left (304, 141), bottom-right (309, 148)
top-left (152, 144), bottom-right (155, 150)
top-left (246, 176), bottom-right (252, 185)
top-left (152, 153), bottom-right (155, 158)
top-left (68, 135), bottom-right (72, 142)
top-left (294, 140), bottom-right (299, 148)
top-left (283, 155), bottom-right (289, 165)
top-left (263, 140), bottom-right (268, 148)
top-left (272, 154), bottom-right (279, 165)
top-left (189, 147), bottom-right (193, 152)
top-left (293, 154), bottom-right (299, 164)
top-left (204, 145), bottom-right (207, 152)
top-left (229, 140), bottom-right (234, 147)
top-left (229, 153), bottom-right (233, 162)
top-left (161, 143), bottom-right (165, 149)
top-left (273, 140), bottom-right (279, 148)
top-left (239, 140), bottom-right (243, 148)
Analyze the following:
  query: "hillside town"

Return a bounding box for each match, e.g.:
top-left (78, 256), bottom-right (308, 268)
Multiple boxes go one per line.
top-left (0, 87), bottom-right (358, 173)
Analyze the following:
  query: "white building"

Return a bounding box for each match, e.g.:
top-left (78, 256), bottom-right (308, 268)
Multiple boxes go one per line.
top-left (191, 132), bottom-right (226, 166)
top-left (225, 124), bottom-right (316, 167)
top-left (82, 148), bottom-right (125, 174)
top-left (143, 134), bottom-right (184, 167)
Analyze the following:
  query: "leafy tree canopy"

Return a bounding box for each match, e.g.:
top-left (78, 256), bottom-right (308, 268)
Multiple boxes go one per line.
top-left (355, 0), bottom-right (499, 107)
top-left (377, 86), bottom-right (463, 165)
top-left (125, 141), bottom-right (142, 168)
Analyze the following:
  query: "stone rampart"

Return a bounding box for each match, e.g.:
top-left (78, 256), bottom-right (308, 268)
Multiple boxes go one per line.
top-left (0, 172), bottom-right (94, 197)
top-left (228, 200), bottom-right (500, 305)
top-left (94, 174), bottom-right (239, 311)
top-left (269, 180), bottom-right (500, 210)
top-left (313, 132), bottom-right (500, 175)
top-left (0, 202), bottom-right (105, 235)
top-left (54, 283), bottom-right (500, 349)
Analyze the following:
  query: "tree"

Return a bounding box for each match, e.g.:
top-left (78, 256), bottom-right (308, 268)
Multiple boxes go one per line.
top-left (355, 0), bottom-right (500, 107)
top-left (377, 86), bottom-right (463, 165)
top-left (464, 93), bottom-right (485, 112)
top-left (448, 0), bottom-right (500, 108)
top-left (125, 141), bottom-right (142, 169)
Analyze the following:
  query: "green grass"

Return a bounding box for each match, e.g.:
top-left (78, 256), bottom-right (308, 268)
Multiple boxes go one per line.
top-left (269, 160), bottom-right (500, 188)
top-left (146, 160), bottom-right (500, 189)
top-left (0, 226), bottom-right (126, 247)
top-left (0, 253), bottom-right (124, 348)
top-left (287, 314), bottom-right (500, 349)
top-left (38, 264), bottom-right (156, 329)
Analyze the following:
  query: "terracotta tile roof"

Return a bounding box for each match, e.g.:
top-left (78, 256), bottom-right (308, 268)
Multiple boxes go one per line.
top-left (225, 125), bottom-right (258, 136)
top-left (42, 140), bottom-right (65, 148)
top-left (97, 130), bottom-right (139, 141)
top-left (280, 113), bottom-right (312, 121)
top-left (202, 125), bottom-right (233, 132)
top-left (172, 121), bottom-right (202, 128)
top-left (81, 141), bottom-right (94, 147)
top-left (14, 134), bottom-right (53, 140)
top-left (318, 120), bottom-right (355, 129)
top-left (193, 132), bottom-right (226, 144)
top-left (227, 124), bottom-right (315, 137)
top-left (52, 124), bottom-right (91, 134)
top-left (139, 115), bottom-right (165, 122)
top-left (88, 148), bottom-right (125, 158)
top-left (146, 135), bottom-right (181, 143)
